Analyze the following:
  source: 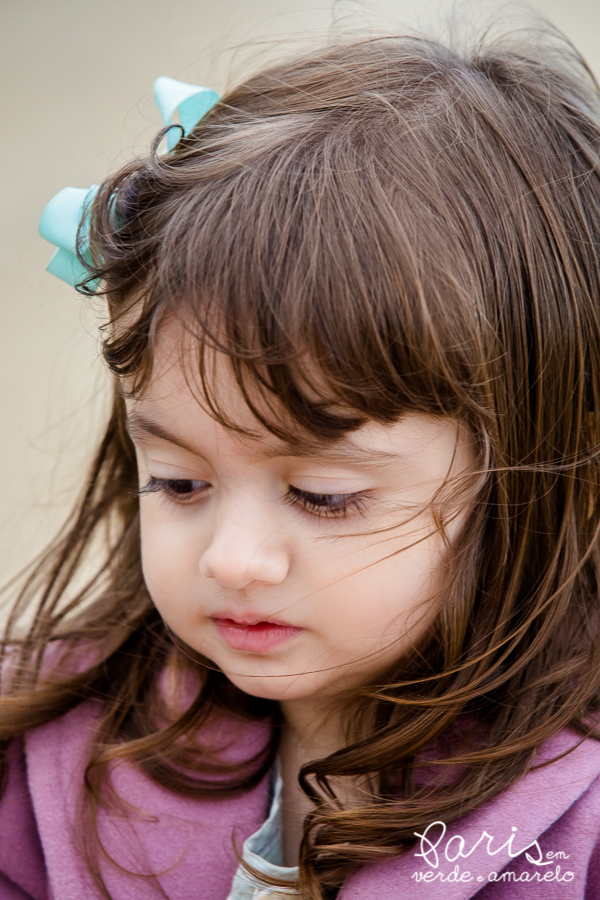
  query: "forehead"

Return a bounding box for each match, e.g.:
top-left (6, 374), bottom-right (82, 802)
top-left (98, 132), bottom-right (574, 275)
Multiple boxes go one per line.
top-left (129, 315), bottom-right (352, 448)
top-left (124, 317), bottom-right (474, 470)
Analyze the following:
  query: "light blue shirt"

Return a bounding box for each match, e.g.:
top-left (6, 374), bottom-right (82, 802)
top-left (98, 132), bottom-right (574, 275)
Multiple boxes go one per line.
top-left (227, 762), bottom-right (299, 899)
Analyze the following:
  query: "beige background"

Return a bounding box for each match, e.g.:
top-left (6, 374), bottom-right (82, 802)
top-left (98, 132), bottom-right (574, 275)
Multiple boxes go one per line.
top-left (1, 0), bottom-right (600, 584)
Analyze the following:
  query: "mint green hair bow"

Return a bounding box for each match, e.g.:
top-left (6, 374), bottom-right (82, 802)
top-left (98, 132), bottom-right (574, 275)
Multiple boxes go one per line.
top-left (39, 76), bottom-right (220, 287)
top-left (153, 76), bottom-right (220, 150)
top-left (39, 185), bottom-right (99, 286)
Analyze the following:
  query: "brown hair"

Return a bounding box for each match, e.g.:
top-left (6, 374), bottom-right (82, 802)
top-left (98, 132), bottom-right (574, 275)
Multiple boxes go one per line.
top-left (3, 23), bottom-right (600, 900)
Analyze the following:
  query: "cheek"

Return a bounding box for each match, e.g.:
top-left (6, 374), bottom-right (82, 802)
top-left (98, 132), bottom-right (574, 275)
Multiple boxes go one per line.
top-left (318, 532), bottom-right (446, 649)
top-left (138, 506), bottom-right (202, 613)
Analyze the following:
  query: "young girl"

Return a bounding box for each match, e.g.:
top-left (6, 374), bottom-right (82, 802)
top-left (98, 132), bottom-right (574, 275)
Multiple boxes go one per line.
top-left (2, 23), bottom-right (600, 900)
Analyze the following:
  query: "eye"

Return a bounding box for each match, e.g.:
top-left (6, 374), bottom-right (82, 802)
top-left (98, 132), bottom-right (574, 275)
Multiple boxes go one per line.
top-left (284, 485), bottom-right (368, 518)
top-left (138, 476), bottom-right (210, 504)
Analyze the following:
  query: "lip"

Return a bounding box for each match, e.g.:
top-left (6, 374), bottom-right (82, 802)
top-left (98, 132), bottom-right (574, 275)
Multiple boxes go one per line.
top-left (212, 615), bottom-right (303, 653)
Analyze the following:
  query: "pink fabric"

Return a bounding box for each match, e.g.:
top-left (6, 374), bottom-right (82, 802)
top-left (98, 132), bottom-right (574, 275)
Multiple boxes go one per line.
top-left (338, 729), bottom-right (600, 899)
top-left (1, 701), bottom-right (599, 899)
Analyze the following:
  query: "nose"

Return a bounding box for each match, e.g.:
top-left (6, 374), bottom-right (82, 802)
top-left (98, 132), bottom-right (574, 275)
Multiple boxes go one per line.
top-left (198, 503), bottom-right (290, 590)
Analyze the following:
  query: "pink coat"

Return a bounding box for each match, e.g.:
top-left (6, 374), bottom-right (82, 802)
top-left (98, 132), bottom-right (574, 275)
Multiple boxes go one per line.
top-left (1, 700), bottom-right (599, 899)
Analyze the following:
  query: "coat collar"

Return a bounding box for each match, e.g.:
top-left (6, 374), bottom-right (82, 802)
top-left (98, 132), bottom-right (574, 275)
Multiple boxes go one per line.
top-left (340, 729), bottom-right (600, 899)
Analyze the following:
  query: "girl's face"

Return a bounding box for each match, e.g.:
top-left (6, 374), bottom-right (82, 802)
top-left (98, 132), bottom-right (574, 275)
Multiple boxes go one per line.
top-left (127, 327), bottom-right (475, 705)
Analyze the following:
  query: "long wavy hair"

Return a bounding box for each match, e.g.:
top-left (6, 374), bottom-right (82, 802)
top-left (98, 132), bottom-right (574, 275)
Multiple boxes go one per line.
top-left (3, 24), bottom-right (600, 900)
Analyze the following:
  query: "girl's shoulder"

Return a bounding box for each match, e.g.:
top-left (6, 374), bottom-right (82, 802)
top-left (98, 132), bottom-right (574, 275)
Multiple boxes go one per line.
top-left (339, 727), bottom-right (600, 899)
top-left (2, 698), bottom-right (273, 900)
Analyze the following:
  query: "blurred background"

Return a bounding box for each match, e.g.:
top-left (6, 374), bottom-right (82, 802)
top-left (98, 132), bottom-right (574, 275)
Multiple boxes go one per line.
top-left (1, 0), bottom-right (600, 585)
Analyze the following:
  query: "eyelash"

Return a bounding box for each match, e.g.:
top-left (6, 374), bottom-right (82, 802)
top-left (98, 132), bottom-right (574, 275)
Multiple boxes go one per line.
top-left (137, 477), bottom-right (209, 502)
top-left (284, 485), bottom-right (368, 518)
top-left (137, 477), bottom-right (368, 518)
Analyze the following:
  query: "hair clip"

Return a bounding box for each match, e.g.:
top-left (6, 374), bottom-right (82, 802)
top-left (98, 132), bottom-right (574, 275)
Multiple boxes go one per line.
top-left (39, 77), bottom-right (221, 287)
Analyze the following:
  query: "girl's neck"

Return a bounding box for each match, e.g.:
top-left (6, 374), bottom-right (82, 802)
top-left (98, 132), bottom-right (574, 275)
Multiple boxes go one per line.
top-left (278, 698), bottom-right (356, 867)
top-left (279, 697), bottom-right (345, 760)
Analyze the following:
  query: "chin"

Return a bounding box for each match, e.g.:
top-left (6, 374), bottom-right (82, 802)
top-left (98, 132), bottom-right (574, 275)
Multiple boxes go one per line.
top-left (223, 670), bottom-right (323, 703)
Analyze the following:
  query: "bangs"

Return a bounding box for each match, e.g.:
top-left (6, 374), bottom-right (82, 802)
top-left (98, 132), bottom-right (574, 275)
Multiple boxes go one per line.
top-left (94, 104), bottom-right (481, 440)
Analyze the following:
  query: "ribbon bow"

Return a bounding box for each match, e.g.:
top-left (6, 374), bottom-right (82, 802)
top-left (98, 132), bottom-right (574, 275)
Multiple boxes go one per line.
top-left (39, 76), bottom-right (220, 287)
top-left (153, 76), bottom-right (220, 150)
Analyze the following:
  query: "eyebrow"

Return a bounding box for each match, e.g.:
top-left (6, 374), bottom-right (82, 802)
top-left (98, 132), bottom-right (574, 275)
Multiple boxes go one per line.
top-left (126, 412), bottom-right (402, 466)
